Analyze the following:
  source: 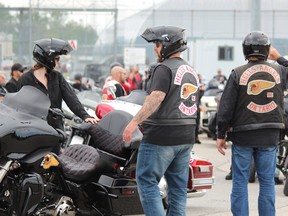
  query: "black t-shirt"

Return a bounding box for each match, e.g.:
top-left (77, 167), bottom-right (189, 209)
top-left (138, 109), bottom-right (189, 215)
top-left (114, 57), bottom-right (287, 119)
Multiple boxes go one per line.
top-left (5, 78), bottom-right (18, 93)
top-left (228, 129), bottom-right (280, 147)
top-left (72, 83), bottom-right (88, 92)
top-left (142, 65), bottom-right (196, 145)
top-left (115, 83), bottom-right (125, 97)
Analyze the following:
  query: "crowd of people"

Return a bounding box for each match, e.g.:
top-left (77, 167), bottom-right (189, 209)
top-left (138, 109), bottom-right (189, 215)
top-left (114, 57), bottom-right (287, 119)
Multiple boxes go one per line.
top-left (1, 26), bottom-right (288, 216)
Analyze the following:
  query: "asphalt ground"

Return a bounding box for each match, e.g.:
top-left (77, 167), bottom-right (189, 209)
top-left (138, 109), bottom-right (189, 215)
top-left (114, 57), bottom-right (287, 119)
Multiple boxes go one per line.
top-left (129, 133), bottom-right (288, 216)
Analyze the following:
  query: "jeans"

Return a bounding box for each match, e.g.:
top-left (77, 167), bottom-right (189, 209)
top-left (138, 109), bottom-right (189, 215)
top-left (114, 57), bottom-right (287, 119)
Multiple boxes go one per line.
top-left (231, 144), bottom-right (277, 216)
top-left (136, 142), bottom-right (193, 216)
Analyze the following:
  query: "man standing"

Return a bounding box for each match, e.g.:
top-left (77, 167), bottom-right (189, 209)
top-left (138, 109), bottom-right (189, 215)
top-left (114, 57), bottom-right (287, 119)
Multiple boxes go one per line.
top-left (123, 26), bottom-right (198, 216)
top-left (216, 31), bottom-right (288, 216)
top-left (6, 63), bottom-right (25, 92)
top-left (72, 73), bottom-right (89, 92)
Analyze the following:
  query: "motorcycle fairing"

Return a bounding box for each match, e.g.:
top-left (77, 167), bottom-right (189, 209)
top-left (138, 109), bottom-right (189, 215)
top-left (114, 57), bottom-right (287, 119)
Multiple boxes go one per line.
top-left (0, 86), bottom-right (60, 159)
top-left (2, 85), bottom-right (50, 120)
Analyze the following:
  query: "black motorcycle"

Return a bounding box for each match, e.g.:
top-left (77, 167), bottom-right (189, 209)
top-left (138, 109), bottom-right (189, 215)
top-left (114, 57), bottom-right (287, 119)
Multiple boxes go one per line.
top-left (277, 139), bottom-right (288, 196)
top-left (0, 86), bottom-right (144, 215)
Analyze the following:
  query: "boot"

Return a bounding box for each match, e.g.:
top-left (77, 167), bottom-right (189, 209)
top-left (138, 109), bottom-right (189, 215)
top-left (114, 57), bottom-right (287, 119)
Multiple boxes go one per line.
top-left (225, 171), bottom-right (232, 180)
top-left (275, 177), bottom-right (283, 185)
top-left (195, 137), bottom-right (201, 144)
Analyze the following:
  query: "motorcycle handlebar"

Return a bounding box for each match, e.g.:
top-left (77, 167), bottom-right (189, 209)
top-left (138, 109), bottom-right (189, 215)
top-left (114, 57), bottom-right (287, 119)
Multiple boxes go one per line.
top-left (49, 108), bottom-right (74, 120)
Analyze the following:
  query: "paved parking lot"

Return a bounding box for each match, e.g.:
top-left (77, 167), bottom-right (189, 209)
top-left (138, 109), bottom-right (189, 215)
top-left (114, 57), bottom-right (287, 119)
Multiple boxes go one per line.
top-left (130, 133), bottom-right (288, 216)
top-left (188, 133), bottom-right (288, 216)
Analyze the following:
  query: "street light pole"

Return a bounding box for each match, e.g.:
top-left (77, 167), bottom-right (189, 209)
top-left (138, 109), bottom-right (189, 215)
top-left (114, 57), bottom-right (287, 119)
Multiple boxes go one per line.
top-left (29, 0), bottom-right (32, 65)
top-left (250, 0), bottom-right (261, 31)
top-left (113, 0), bottom-right (118, 62)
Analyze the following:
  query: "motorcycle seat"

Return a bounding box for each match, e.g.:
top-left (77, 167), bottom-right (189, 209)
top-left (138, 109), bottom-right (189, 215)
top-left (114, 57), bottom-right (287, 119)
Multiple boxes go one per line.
top-left (57, 144), bottom-right (113, 182)
top-left (117, 89), bottom-right (147, 106)
top-left (86, 110), bottom-right (143, 166)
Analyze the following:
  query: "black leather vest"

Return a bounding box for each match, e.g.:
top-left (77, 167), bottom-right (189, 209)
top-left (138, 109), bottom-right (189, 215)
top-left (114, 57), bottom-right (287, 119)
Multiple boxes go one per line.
top-left (145, 57), bottom-right (199, 126)
top-left (231, 61), bottom-right (284, 132)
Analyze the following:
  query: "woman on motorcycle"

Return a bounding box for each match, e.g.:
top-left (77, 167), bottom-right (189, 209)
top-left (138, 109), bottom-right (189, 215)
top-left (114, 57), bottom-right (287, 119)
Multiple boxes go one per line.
top-left (17, 38), bottom-right (98, 131)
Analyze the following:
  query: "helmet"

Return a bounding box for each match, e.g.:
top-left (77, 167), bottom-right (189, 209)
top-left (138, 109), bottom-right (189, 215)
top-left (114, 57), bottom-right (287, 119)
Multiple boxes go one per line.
top-left (74, 73), bottom-right (83, 81)
top-left (242, 31), bottom-right (271, 60)
top-left (33, 38), bottom-right (73, 70)
top-left (141, 26), bottom-right (187, 59)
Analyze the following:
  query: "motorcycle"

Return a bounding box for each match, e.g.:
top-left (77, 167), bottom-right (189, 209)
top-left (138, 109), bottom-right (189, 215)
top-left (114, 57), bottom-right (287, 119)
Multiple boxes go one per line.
top-left (0, 86), bottom-right (146, 215)
top-left (65, 89), bottom-right (215, 206)
top-left (277, 139), bottom-right (288, 196)
top-left (0, 88), bottom-right (214, 216)
top-left (276, 94), bottom-right (288, 196)
top-left (0, 86), bottom-right (66, 215)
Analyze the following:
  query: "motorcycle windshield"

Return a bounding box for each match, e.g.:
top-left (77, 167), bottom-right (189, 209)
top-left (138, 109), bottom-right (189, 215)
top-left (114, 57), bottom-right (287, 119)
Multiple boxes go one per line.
top-left (2, 86), bottom-right (50, 120)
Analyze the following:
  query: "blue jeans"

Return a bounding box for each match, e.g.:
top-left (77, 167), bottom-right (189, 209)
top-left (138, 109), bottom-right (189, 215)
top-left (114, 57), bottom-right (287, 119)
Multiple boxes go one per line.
top-left (231, 144), bottom-right (276, 216)
top-left (136, 142), bottom-right (193, 216)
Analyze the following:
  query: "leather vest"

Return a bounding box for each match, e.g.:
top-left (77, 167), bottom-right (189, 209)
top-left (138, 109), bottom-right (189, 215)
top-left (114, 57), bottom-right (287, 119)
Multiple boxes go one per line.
top-left (231, 61), bottom-right (284, 132)
top-left (145, 58), bottom-right (199, 126)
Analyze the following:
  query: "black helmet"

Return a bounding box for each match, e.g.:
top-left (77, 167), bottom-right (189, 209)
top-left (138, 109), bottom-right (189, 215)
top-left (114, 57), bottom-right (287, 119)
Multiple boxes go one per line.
top-left (33, 38), bottom-right (73, 70)
top-left (74, 73), bottom-right (83, 81)
top-left (141, 26), bottom-right (187, 59)
top-left (242, 31), bottom-right (271, 60)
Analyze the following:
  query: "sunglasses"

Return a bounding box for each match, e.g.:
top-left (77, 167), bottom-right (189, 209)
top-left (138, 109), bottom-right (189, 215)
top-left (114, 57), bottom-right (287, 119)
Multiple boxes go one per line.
top-left (55, 56), bottom-right (60, 61)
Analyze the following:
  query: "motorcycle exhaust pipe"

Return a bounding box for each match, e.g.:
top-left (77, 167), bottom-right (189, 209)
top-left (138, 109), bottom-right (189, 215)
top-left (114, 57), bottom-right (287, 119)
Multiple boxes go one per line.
top-left (0, 158), bottom-right (12, 183)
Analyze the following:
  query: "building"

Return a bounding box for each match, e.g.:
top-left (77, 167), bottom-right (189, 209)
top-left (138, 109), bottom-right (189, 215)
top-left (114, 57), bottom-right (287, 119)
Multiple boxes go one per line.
top-left (95, 0), bottom-right (288, 80)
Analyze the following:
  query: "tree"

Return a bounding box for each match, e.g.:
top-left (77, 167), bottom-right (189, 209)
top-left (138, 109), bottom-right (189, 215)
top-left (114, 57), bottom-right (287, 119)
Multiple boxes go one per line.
top-left (0, 7), bottom-right (98, 63)
top-left (0, 3), bottom-right (17, 35)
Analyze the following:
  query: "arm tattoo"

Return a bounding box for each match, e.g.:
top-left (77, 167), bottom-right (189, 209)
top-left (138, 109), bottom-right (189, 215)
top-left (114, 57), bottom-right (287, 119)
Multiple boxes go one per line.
top-left (133, 90), bottom-right (166, 123)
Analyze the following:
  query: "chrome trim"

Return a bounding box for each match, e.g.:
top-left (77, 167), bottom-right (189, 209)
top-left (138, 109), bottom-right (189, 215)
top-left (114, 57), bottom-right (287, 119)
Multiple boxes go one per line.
top-left (0, 158), bottom-right (12, 183)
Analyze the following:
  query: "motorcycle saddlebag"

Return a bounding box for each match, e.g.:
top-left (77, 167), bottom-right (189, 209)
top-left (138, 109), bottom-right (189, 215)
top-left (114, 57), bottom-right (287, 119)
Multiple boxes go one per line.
top-left (188, 158), bottom-right (214, 190)
top-left (97, 174), bottom-right (143, 215)
top-left (13, 173), bottom-right (44, 216)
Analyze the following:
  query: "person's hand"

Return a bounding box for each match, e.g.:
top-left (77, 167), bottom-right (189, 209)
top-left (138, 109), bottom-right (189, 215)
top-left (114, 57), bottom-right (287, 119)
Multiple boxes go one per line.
top-left (122, 121), bottom-right (138, 143)
top-left (268, 46), bottom-right (281, 61)
top-left (84, 117), bottom-right (99, 124)
top-left (216, 138), bottom-right (227, 155)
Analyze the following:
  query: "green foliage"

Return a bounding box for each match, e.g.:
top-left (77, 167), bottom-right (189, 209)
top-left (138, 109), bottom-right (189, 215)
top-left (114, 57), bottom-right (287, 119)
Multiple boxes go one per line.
top-left (0, 3), bottom-right (17, 34)
top-left (0, 6), bottom-right (98, 60)
top-left (24, 10), bottom-right (98, 45)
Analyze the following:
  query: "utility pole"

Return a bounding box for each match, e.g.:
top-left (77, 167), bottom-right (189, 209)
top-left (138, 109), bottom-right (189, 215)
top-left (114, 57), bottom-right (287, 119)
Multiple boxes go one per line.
top-left (250, 0), bottom-right (261, 31)
top-left (113, 0), bottom-right (118, 62)
top-left (29, 0), bottom-right (32, 65)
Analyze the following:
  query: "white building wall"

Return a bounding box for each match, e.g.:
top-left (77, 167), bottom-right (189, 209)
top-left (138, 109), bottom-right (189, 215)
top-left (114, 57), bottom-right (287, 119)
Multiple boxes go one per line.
top-left (188, 39), bottom-right (246, 82)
